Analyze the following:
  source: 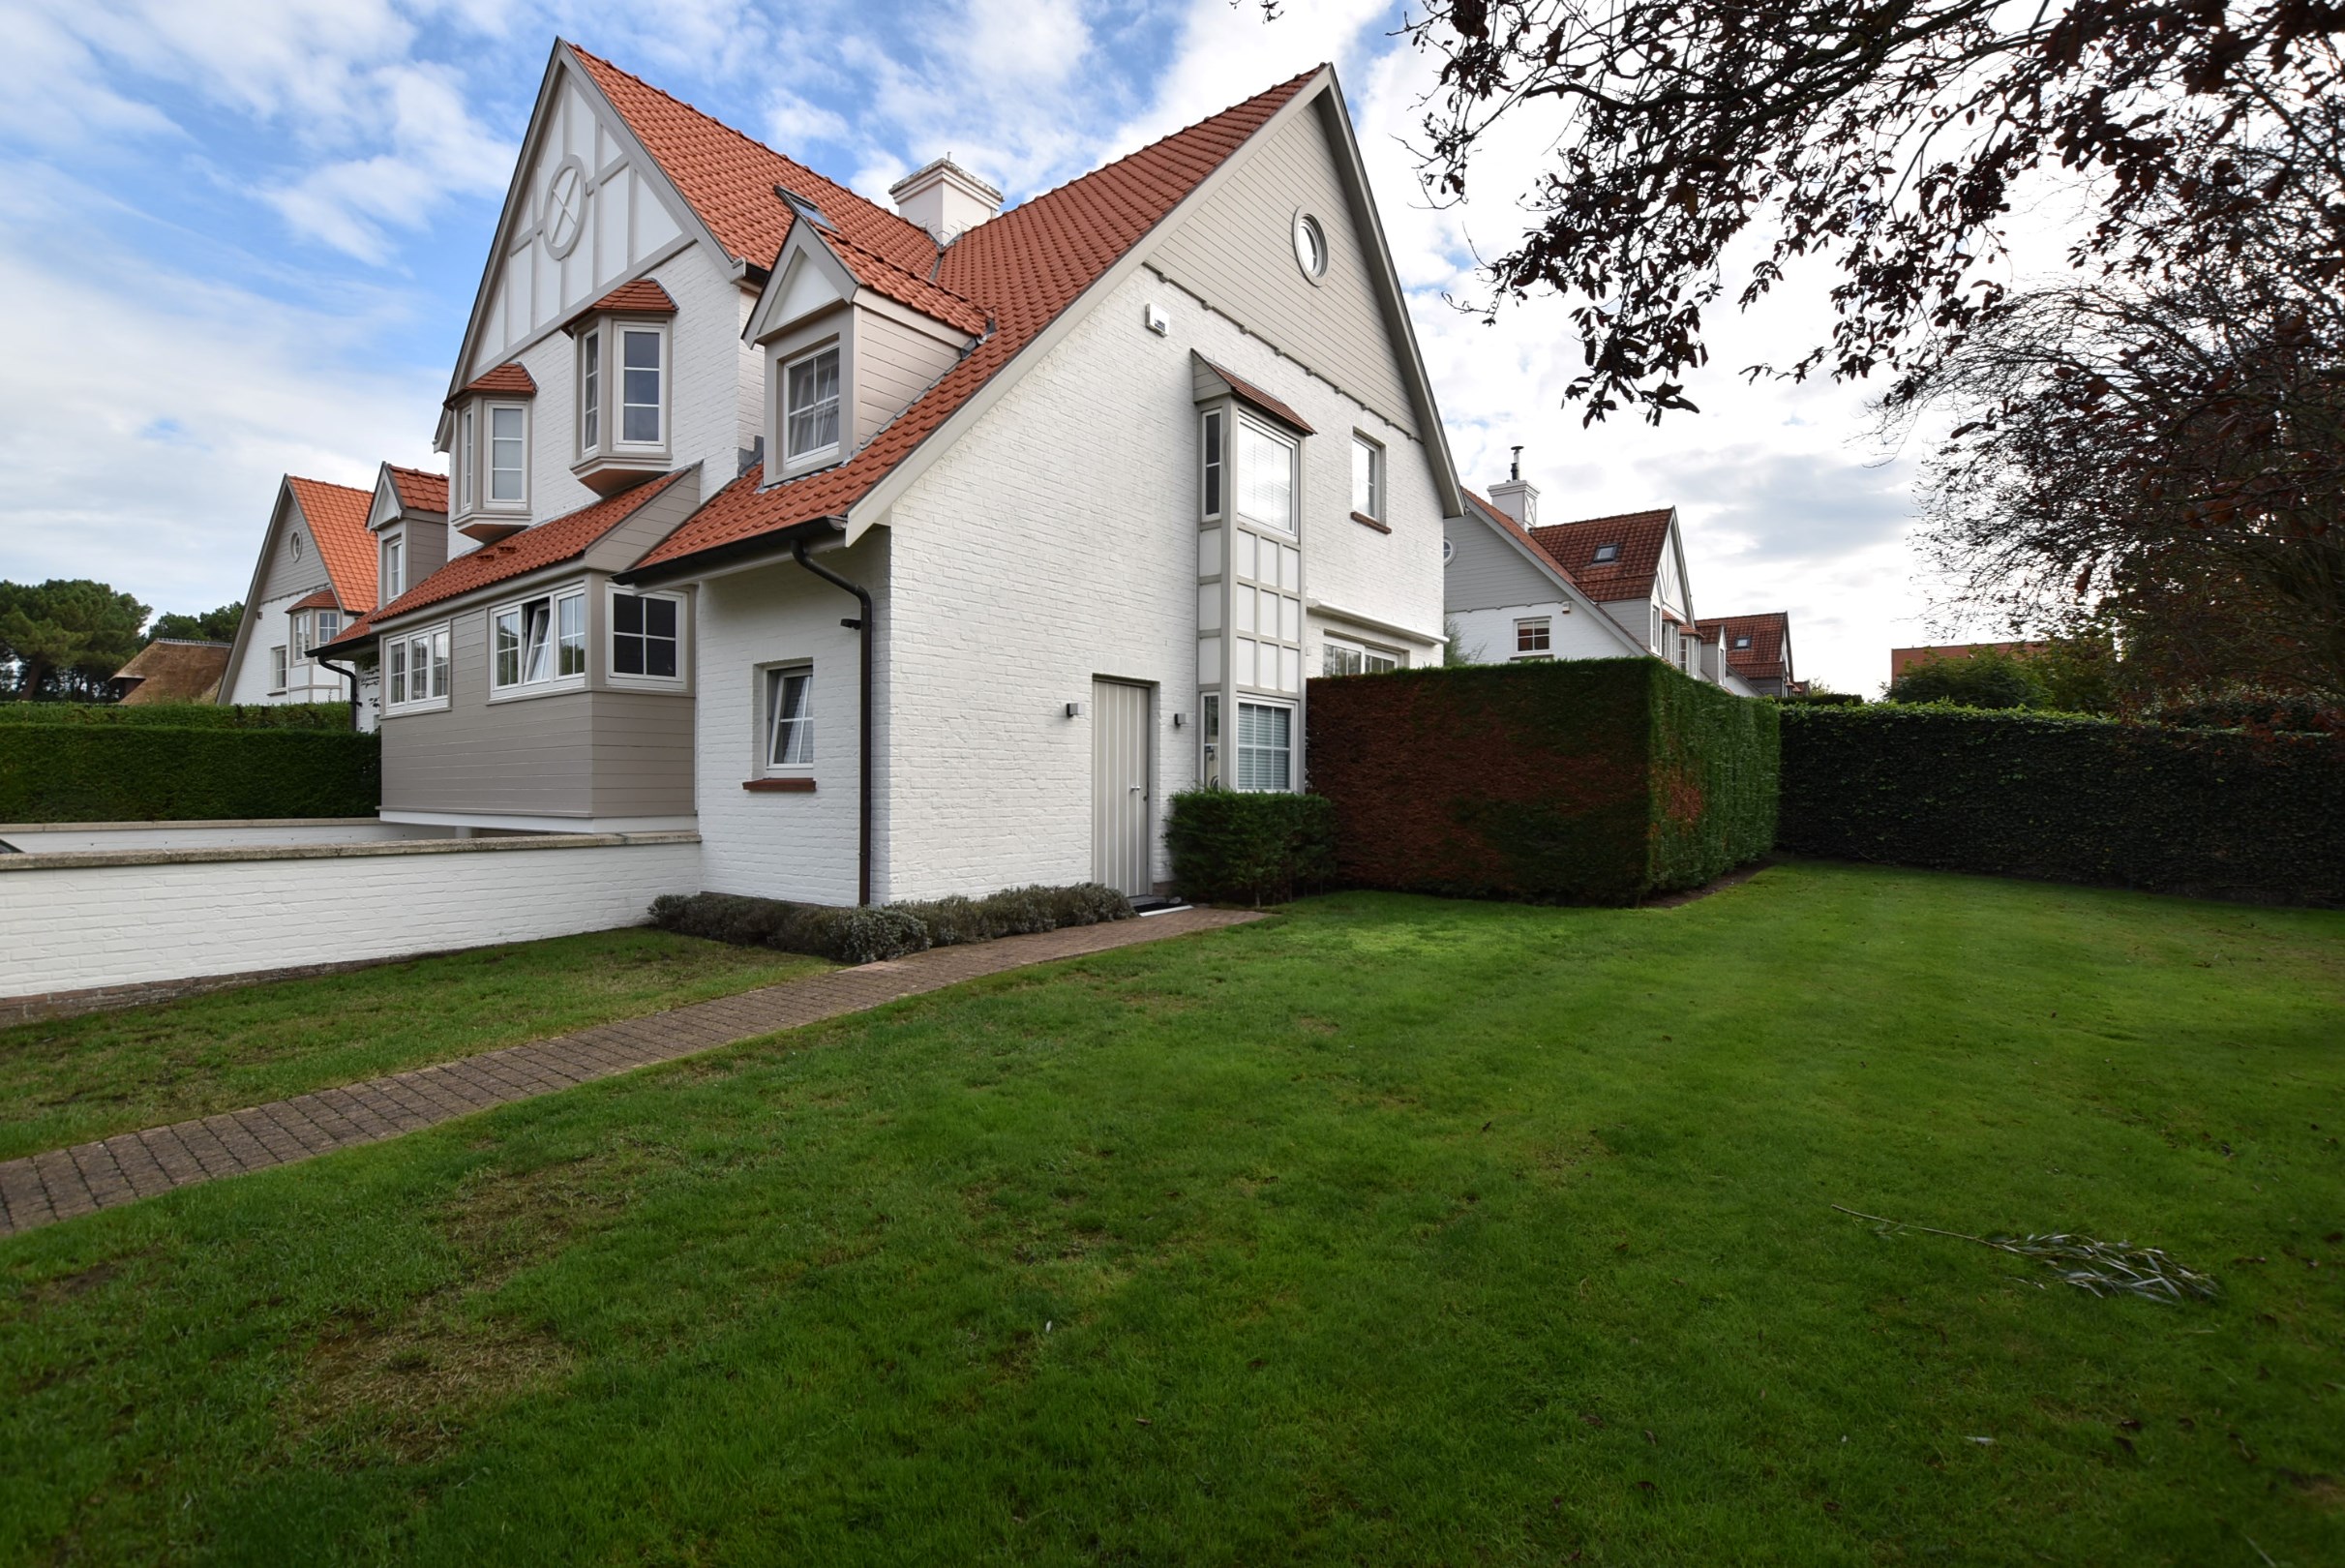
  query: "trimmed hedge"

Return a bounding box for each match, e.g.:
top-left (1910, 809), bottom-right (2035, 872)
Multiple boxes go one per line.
top-left (1778, 704), bottom-right (2345, 905)
top-left (1163, 790), bottom-right (1337, 905)
top-left (648, 882), bottom-right (1134, 965)
top-left (1305, 659), bottom-right (1779, 905)
top-left (0, 702), bottom-right (351, 730)
top-left (0, 725), bottom-right (380, 823)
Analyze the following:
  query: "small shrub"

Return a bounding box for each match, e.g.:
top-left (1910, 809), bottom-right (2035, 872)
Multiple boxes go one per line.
top-left (1163, 790), bottom-right (1337, 905)
top-left (648, 881), bottom-right (1134, 964)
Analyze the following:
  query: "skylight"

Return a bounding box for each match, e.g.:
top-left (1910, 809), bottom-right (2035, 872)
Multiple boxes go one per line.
top-left (775, 185), bottom-right (830, 229)
top-left (1592, 542), bottom-right (1621, 563)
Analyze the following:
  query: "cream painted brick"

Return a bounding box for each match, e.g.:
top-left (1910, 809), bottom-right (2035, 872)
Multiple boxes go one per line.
top-left (0, 838), bottom-right (701, 998)
top-left (1448, 601), bottom-right (1639, 665)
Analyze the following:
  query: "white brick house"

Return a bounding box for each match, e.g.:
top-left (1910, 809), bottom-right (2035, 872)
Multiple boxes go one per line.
top-left (318, 42), bottom-right (1463, 905)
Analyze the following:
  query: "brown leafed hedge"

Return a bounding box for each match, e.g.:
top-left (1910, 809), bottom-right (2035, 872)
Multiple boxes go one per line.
top-left (1778, 704), bottom-right (2345, 905)
top-left (1304, 659), bottom-right (1779, 904)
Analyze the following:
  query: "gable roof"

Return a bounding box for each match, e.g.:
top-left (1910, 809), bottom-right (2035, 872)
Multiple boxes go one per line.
top-left (340, 467), bottom-right (698, 637)
top-left (568, 277), bottom-right (677, 325)
top-left (630, 67), bottom-right (1322, 574)
top-left (1524, 508), bottom-right (1675, 603)
top-left (1458, 491), bottom-right (1652, 658)
top-left (386, 465), bottom-right (448, 514)
top-left (111, 640), bottom-right (229, 705)
top-left (450, 362), bottom-right (537, 404)
top-left (285, 476), bottom-right (377, 610)
top-left (1695, 612), bottom-right (1792, 679)
top-left (1196, 354), bottom-right (1316, 436)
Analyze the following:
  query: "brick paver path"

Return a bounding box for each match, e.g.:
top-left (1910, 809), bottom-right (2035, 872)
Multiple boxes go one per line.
top-left (0, 908), bottom-right (1261, 1238)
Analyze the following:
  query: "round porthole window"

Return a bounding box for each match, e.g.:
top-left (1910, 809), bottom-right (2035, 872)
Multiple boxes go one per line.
top-left (1442, 536), bottom-right (1456, 565)
top-left (1292, 213), bottom-right (1328, 282)
top-left (289, 530), bottom-right (305, 561)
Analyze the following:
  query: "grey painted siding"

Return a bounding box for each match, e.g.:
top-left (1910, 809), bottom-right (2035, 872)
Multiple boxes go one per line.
top-left (856, 311), bottom-right (963, 449)
top-left (1148, 103), bottom-right (1419, 437)
top-left (255, 502), bottom-right (336, 606)
top-left (1442, 513), bottom-right (1563, 613)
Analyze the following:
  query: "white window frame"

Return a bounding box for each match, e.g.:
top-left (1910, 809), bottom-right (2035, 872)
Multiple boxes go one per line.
top-left (1323, 635), bottom-right (1401, 678)
top-left (383, 621), bottom-right (453, 714)
top-left (1350, 433), bottom-right (1384, 522)
top-left (614, 322), bottom-right (669, 450)
top-left (1235, 415), bottom-right (1298, 535)
top-left (483, 400), bottom-right (530, 509)
top-left (268, 645), bottom-right (287, 693)
top-left (781, 343), bottom-right (843, 470)
top-left (458, 406), bottom-right (476, 515)
top-left (1233, 698), bottom-right (1295, 794)
top-left (1515, 618), bottom-right (1553, 658)
top-left (579, 327), bottom-right (602, 455)
top-left (608, 586), bottom-right (686, 689)
top-left (761, 662), bottom-right (815, 775)
top-left (378, 532), bottom-right (405, 606)
top-left (488, 583), bottom-right (588, 700)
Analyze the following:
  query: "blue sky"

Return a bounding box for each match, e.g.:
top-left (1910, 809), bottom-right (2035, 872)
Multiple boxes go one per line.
top-left (0, 0), bottom-right (1953, 692)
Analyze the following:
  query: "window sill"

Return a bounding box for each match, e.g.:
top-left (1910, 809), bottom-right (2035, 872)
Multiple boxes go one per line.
top-left (1349, 510), bottom-right (1390, 533)
top-left (742, 777), bottom-right (816, 794)
top-left (487, 679), bottom-right (588, 705)
top-left (383, 701), bottom-right (450, 717)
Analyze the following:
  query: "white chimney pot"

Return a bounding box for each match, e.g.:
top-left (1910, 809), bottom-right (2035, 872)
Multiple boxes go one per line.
top-left (888, 157), bottom-right (1004, 245)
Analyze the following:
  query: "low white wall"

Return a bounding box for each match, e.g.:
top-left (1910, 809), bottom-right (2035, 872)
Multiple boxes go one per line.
top-left (0, 831), bottom-right (703, 1001)
top-left (0, 819), bottom-right (444, 855)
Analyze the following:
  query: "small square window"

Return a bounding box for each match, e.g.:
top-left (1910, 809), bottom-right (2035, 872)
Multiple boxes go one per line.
top-left (1516, 618), bottom-right (1551, 654)
top-left (613, 591), bottom-right (680, 679)
top-left (1733, 635), bottom-right (1752, 649)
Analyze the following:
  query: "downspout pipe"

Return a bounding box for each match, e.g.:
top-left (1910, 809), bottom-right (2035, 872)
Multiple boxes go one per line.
top-left (790, 537), bottom-right (875, 907)
top-left (315, 649), bottom-right (364, 732)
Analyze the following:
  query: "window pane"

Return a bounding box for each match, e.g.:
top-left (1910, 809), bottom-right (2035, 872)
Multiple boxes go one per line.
top-left (1201, 411), bottom-right (1222, 518)
top-left (582, 330), bottom-right (600, 449)
top-left (556, 593), bottom-right (586, 677)
top-left (1235, 702), bottom-right (1290, 792)
top-left (491, 406), bottom-right (525, 501)
top-left (785, 348), bottom-right (841, 458)
top-left (614, 593), bottom-right (643, 635)
top-left (1236, 423), bottom-right (1294, 531)
top-left (432, 628), bottom-right (450, 697)
top-left (645, 597), bottom-right (676, 640)
top-left (621, 330), bottom-right (662, 443)
top-left (388, 640), bottom-right (406, 704)
top-left (768, 669), bottom-right (813, 766)
top-left (495, 610), bottom-right (521, 686)
top-left (522, 600), bottom-right (551, 683)
top-left (1352, 438), bottom-right (1374, 516)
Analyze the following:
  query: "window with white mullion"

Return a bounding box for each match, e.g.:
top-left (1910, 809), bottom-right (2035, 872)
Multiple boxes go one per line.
top-left (1235, 418), bottom-right (1296, 533)
top-left (766, 666), bottom-right (814, 769)
top-left (784, 346), bottom-right (841, 464)
top-left (488, 405), bottom-right (526, 503)
top-left (620, 327), bottom-right (663, 444)
top-left (612, 590), bottom-right (680, 680)
top-left (491, 588), bottom-right (586, 695)
top-left (1233, 701), bottom-right (1292, 793)
top-left (580, 329), bottom-right (601, 453)
top-left (1351, 434), bottom-right (1383, 520)
top-left (384, 622), bottom-right (450, 712)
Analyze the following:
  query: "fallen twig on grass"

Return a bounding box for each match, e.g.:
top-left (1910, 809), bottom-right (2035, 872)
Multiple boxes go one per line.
top-left (1832, 1205), bottom-right (2218, 1304)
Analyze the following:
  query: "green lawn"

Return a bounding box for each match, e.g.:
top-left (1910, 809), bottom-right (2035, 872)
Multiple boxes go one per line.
top-left (2, 860), bottom-right (2340, 1565)
top-left (0, 930), bottom-right (829, 1161)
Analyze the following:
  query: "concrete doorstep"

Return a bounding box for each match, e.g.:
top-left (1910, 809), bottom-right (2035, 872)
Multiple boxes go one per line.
top-left (0, 907), bottom-right (1262, 1238)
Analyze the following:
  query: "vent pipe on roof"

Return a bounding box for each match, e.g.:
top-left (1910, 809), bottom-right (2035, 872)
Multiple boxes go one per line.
top-left (887, 156), bottom-right (1003, 245)
top-left (1509, 444), bottom-right (1523, 482)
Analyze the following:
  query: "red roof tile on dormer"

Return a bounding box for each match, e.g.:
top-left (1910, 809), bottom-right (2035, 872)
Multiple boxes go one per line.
top-left (449, 362), bottom-right (536, 405)
top-left (1526, 508), bottom-right (1674, 603)
top-left (285, 475), bottom-right (376, 611)
top-left (577, 278), bottom-right (676, 317)
top-left (1696, 611), bottom-right (1793, 679)
top-left (631, 67), bottom-right (1322, 572)
top-left (386, 465), bottom-right (448, 514)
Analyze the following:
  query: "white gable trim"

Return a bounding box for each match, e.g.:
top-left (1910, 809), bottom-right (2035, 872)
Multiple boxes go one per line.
top-left (438, 41), bottom-right (737, 413)
top-left (744, 223), bottom-right (858, 345)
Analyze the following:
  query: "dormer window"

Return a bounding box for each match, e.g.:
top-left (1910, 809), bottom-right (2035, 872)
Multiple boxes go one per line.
top-left (1592, 543), bottom-right (1621, 563)
top-left (565, 280), bottom-right (677, 495)
top-left (784, 346), bottom-right (842, 466)
top-left (445, 362), bottom-right (537, 537)
top-left (379, 534), bottom-right (405, 604)
top-left (778, 187), bottom-right (830, 229)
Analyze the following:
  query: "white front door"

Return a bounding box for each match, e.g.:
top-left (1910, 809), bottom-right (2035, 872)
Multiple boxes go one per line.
top-left (1091, 678), bottom-right (1153, 897)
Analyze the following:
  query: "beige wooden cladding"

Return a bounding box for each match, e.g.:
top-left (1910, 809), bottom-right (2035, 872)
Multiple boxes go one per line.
top-left (1091, 678), bottom-right (1153, 897)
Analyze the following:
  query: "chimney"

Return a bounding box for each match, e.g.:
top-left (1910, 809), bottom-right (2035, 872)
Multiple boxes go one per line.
top-left (1489, 448), bottom-right (1540, 528)
top-left (888, 157), bottom-right (1003, 245)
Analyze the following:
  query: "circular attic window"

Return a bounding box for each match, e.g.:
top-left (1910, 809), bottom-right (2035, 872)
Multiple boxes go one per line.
top-left (1442, 536), bottom-right (1456, 565)
top-left (1292, 213), bottom-right (1328, 282)
top-left (289, 530), bottom-right (305, 561)
top-left (544, 159), bottom-right (587, 260)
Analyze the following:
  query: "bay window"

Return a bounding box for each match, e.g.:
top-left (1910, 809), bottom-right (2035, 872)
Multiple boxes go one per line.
top-left (1323, 637), bottom-right (1398, 677)
top-left (1236, 418), bottom-right (1296, 533)
top-left (579, 329), bottom-right (601, 452)
top-left (620, 328), bottom-right (664, 444)
top-left (489, 405), bottom-right (526, 502)
top-left (491, 587), bottom-right (586, 695)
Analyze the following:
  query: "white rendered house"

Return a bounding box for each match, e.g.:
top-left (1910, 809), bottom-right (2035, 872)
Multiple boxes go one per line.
top-left (322, 42), bottom-right (1461, 904)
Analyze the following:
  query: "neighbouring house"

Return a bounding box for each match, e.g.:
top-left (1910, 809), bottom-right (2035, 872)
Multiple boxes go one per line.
top-left (1696, 611), bottom-right (1797, 697)
top-left (318, 42), bottom-right (1458, 904)
top-left (108, 639), bottom-right (230, 705)
top-left (1890, 642), bottom-right (2047, 682)
top-left (1444, 468), bottom-right (1754, 692)
top-left (220, 474), bottom-right (400, 725)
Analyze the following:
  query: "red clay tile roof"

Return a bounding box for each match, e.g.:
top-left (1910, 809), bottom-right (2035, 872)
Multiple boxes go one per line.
top-left (580, 278), bottom-right (676, 317)
top-left (633, 67), bottom-right (1323, 572)
top-left (1464, 490), bottom-right (1579, 588)
top-left (1199, 355), bottom-right (1316, 435)
top-left (386, 465), bottom-right (448, 514)
top-left (1526, 508), bottom-right (1674, 603)
top-left (450, 362), bottom-right (536, 404)
top-left (285, 476), bottom-right (376, 610)
top-left (340, 467), bottom-right (698, 635)
top-left (1696, 612), bottom-right (1792, 679)
top-left (571, 45), bottom-right (943, 279)
top-left (811, 226), bottom-right (990, 337)
top-left (288, 588), bottom-right (341, 612)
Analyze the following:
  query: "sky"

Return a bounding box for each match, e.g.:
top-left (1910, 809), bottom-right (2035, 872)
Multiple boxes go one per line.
top-left (0, 0), bottom-right (1987, 694)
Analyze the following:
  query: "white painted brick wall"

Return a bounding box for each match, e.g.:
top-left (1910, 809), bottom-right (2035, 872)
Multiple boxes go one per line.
top-left (0, 836), bottom-right (702, 998)
top-left (1448, 600), bottom-right (1642, 666)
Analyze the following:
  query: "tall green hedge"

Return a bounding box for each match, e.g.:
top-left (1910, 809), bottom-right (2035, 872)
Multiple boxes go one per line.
top-left (1778, 704), bottom-right (2344, 905)
top-left (1304, 659), bottom-right (1779, 905)
top-left (0, 702), bottom-right (350, 730)
top-left (0, 726), bottom-right (379, 823)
